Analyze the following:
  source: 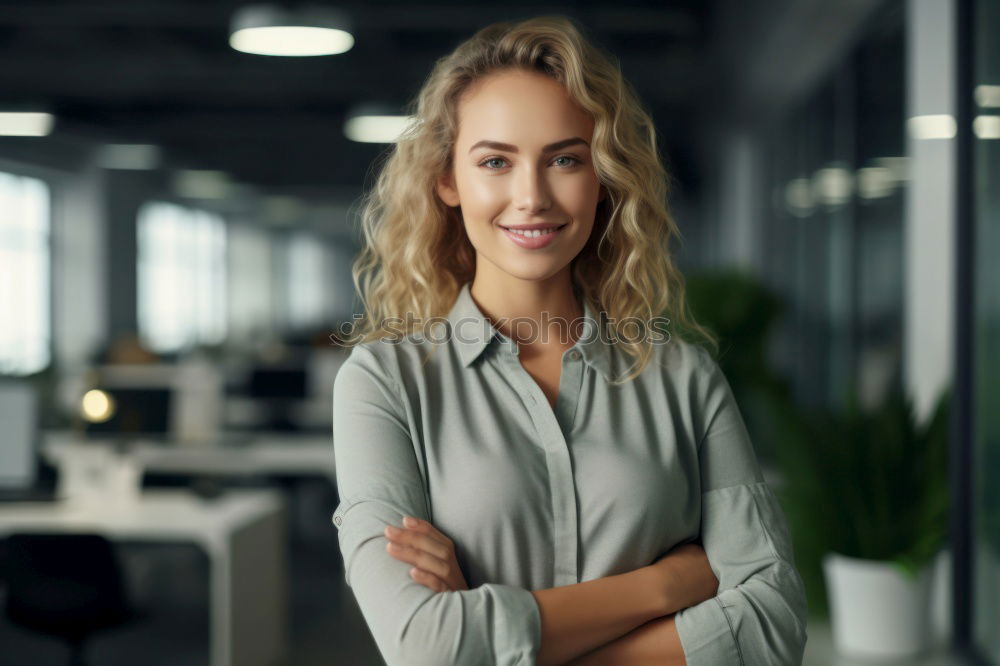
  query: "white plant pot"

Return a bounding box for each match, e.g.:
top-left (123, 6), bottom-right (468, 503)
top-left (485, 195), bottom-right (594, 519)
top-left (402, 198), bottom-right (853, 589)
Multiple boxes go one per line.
top-left (823, 551), bottom-right (934, 659)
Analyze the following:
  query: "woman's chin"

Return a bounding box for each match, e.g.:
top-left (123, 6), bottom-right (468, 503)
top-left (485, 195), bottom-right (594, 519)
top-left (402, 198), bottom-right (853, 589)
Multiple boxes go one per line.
top-left (492, 259), bottom-right (573, 283)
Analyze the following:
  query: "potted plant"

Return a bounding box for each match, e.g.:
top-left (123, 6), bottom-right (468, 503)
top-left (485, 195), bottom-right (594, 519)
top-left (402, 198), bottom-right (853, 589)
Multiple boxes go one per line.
top-left (680, 268), bottom-right (954, 655)
top-left (679, 268), bottom-right (791, 463)
top-left (766, 387), bottom-right (950, 659)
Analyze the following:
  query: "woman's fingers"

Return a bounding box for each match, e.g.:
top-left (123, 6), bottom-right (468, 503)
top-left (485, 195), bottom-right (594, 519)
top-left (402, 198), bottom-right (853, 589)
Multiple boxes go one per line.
top-left (408, 566), bottom-right (448, 592)
top-left (385, 541), bottom-right (450, 581)
top-left (400, 516), bottom-right (453, 550)
top-left (387, 542), bottom-right (453, 592)
top-left (384, 525), bottom-right (450, 560)
top-left (383, 517), bottom-right (470, 592)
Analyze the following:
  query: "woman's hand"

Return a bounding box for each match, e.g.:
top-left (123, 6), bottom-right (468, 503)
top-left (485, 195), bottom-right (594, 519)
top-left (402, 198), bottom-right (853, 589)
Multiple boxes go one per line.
top-left (651, 540), bottom-right (720, 614)
top-left (383, 516), bottom-right (469, 593)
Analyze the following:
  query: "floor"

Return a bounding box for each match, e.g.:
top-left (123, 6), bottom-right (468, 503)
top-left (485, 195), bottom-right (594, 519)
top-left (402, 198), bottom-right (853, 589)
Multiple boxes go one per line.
top-left (803, 619), bottom-right (970, 666)
top-left (0, 479), bottom-right (981, 666)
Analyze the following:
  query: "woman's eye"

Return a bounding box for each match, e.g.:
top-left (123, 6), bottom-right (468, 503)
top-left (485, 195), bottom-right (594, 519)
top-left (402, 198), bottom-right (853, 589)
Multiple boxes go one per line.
top-left (478, 155), bottom-right (581, 170)
top-left (553, 155), bottom-right (581, 167)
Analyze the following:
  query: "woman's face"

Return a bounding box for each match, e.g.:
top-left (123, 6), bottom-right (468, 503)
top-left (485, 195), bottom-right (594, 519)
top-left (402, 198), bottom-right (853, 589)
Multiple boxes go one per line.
top-left (436, 68), bottom-right (605, 283)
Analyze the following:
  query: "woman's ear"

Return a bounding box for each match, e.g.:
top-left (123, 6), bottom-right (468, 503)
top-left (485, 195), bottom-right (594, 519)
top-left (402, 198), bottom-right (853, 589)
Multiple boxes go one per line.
top-left (436, 171), bottom-right (460, 207)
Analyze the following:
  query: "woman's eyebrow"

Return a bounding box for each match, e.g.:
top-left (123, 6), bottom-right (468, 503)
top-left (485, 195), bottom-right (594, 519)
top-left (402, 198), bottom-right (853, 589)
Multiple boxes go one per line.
top-left (467, 137), bottom-right (590, 154)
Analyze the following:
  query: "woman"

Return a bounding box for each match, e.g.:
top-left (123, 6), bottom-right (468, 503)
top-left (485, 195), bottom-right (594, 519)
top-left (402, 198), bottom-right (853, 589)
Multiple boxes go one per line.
top-left (332, 15), bottom-right (808, 666)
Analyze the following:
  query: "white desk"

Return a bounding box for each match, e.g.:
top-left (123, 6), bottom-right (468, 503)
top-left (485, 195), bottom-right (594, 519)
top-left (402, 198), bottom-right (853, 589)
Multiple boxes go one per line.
top-left (0, 489), bottom-right (288, 666)
top-left (42, 431), bottom-right (335, 482)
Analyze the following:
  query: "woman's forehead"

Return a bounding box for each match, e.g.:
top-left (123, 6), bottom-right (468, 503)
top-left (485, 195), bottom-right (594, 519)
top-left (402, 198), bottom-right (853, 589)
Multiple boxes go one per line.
top-left (455, 71), bottom-right (594, 148)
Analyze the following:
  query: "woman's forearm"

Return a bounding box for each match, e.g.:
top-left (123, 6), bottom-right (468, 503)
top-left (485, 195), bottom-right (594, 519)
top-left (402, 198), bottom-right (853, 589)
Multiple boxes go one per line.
top-left (530, 565), bottom-right (668, 666)
top-left (530, 542), bottom-right (715, 665)
top-left (564, 614), bottom-right (687, 666)
top-left (656, 540), bottom-right (719, 615)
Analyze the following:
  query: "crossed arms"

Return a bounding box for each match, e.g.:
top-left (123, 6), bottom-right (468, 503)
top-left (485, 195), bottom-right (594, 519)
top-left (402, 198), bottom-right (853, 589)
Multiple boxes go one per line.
top-left (333, 345), bottom-right (808, 665)
top-left (532, 540), bottom-right (716, 665)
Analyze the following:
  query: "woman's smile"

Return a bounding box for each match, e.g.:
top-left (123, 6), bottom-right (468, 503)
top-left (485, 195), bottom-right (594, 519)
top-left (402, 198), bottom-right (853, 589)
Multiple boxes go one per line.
top-left (499, 222), bottom-right (568, 249)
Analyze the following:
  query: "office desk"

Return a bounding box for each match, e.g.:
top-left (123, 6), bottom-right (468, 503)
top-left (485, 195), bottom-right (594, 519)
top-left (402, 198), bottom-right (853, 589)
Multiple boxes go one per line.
top-left (0, 489), bottom-right (287, 666)
top-left (42, 431), bottom-right (335, 483)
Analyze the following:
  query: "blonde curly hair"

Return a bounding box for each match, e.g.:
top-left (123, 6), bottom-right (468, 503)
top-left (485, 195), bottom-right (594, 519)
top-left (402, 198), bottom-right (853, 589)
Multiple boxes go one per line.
top-left (346, 14), bottom-right (716, 383)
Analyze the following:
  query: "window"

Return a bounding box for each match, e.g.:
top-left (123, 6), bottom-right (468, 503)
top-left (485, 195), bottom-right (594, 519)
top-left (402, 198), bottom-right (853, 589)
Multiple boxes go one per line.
top-left (284, 232), bottom-right (331, 331)
top-left (137, 201), bottom-right (226, 353)
top-left (228, 223), bottom-right (275, 341)
top-left (0, 171), bottom-right (50, 375)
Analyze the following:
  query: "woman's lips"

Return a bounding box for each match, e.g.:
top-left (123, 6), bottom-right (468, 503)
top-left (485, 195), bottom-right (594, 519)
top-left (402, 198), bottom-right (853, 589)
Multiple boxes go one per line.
top-left (499, 223), bottom-right (567, 249)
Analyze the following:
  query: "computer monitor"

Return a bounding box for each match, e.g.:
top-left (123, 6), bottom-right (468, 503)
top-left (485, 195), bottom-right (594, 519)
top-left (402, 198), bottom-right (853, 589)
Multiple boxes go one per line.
top-left (245, 364), bottom-right (309, 431)
top-left (83, 387), bottom-right (173, 440)
top-left (247, 367), bottom-right (308, 400)
top-left (0, 381), bottom-right (38, 490)
top-left (81, 363), bottom-right (223, 445)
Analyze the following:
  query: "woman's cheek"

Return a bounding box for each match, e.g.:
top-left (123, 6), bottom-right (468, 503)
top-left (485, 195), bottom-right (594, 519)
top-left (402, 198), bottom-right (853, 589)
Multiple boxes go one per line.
top-left (470, 179), bottom-right (507, 209)
top-left (564, 176), bottom-right (601, 211)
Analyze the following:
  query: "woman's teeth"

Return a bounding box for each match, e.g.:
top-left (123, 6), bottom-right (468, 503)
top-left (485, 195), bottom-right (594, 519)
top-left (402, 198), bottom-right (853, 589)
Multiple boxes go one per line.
top-left (505, 226), bottom-right (562, 237)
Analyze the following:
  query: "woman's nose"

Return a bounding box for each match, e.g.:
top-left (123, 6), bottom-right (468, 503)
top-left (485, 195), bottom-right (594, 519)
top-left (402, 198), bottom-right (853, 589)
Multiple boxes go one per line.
top-left (512, 165), bottom-right (552, 213)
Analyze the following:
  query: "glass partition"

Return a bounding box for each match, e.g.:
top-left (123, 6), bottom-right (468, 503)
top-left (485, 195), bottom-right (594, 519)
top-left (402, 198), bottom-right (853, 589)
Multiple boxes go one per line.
top-left (762, 4), bottom-right (905, 410)
top-left (972, 0), bottom-right (1000, 661)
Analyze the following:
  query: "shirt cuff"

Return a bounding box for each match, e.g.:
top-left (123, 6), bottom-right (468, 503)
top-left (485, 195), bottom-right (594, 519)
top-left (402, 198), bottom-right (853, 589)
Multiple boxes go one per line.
top-left (480, 582), bottom-right (542, 666)
top-left (675, 595), bottom-right (743, 666)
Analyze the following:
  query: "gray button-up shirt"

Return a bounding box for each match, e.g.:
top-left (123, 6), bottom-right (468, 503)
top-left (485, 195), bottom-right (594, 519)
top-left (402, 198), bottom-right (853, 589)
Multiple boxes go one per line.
top-left (332, 281), bottom-right (808, 666)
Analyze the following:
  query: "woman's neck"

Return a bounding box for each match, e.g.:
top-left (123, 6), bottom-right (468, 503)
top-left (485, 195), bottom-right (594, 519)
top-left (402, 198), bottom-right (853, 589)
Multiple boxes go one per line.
top-left (468, 269), bottom-right (583, 351)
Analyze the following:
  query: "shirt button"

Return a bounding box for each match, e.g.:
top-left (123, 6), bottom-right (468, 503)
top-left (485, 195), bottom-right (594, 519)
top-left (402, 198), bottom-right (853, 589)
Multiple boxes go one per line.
top-left (525, 394), bottom-right (536, 406)
top-left (334, 516), bottom-right (342, 526)
top-left (569, 350), bottom-right (581, 361)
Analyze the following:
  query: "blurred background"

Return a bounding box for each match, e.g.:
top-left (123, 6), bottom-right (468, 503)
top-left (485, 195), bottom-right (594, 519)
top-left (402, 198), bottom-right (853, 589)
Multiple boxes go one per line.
top-left (0, 0), bottom-right (996, 664)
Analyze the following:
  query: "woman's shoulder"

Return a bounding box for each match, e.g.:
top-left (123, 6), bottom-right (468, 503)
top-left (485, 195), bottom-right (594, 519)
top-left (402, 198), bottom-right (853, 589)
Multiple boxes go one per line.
top-left (633, 338), bottom-right (734, 433)
top-left (338, 332), bottom-right (449, 382)
top-left (349, 329), bottom-right (447, 357)
top-left (332, 335), bottom-right (425, 405)
top-left (646, 335), bottom-right (719, 381)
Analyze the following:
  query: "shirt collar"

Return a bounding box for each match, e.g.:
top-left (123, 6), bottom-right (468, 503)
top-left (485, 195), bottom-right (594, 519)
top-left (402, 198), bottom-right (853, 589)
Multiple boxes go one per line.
top-left (446, 281), bottom-right (614, 382)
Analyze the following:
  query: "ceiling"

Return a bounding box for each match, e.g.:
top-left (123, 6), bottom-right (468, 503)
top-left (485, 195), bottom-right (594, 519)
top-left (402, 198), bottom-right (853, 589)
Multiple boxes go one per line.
top-left (0, 0), bottom-right (715, 202)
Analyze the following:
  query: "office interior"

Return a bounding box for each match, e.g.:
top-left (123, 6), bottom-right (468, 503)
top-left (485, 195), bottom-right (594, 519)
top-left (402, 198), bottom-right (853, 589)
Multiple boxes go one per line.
top-left (0, 0), bottom-right (996, 664)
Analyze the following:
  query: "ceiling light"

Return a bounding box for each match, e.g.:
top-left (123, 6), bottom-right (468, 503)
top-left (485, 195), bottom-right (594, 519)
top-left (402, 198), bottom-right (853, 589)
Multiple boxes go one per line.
top-left (783, 178), bottom-right (815, 218)
top-left (97, 144), bottom-right (162, 170)
top-left (264, 195), bottom-right (304, 224)
top-left (974, 85), bottom-right (1000, 108)
top-left (974, 116), bottom-right (1000, 140)
top-left (872, 156), bottom-right (909, 183)
top-left (344, 115), bottom-right (415, 143)
top-left (230, 4), bottom-right (354, 56)
top-left (907, 114), bottom-right (956, 140)
top-left (344, 104), bottom-right (415, 143)
top-left (856, 167), bottom-right (895, 200)
top-left (173, 170), bottom-right (232, 199)
top-left (0, 112), bottom-right (54, 137)
top-left (811, 166), bottom-right (853, 207)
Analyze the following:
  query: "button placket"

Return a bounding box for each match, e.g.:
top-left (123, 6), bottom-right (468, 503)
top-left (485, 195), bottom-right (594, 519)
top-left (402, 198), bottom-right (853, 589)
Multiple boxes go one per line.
top-left (502, 344), bottom-right (583, 586)
top-left (555, 356), bottom-right (583, 435)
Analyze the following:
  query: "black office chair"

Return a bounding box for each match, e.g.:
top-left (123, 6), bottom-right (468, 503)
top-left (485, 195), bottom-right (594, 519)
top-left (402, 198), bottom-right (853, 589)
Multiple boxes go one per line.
top-left (2, 533), bottom-right (145, 666)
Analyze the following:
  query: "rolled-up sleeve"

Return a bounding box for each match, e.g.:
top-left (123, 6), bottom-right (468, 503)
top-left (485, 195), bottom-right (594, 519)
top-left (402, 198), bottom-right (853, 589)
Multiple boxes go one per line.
top-left (331, 344), bottom-right (542, 666)
top-left (674, 349), bottom-right (809, 666)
